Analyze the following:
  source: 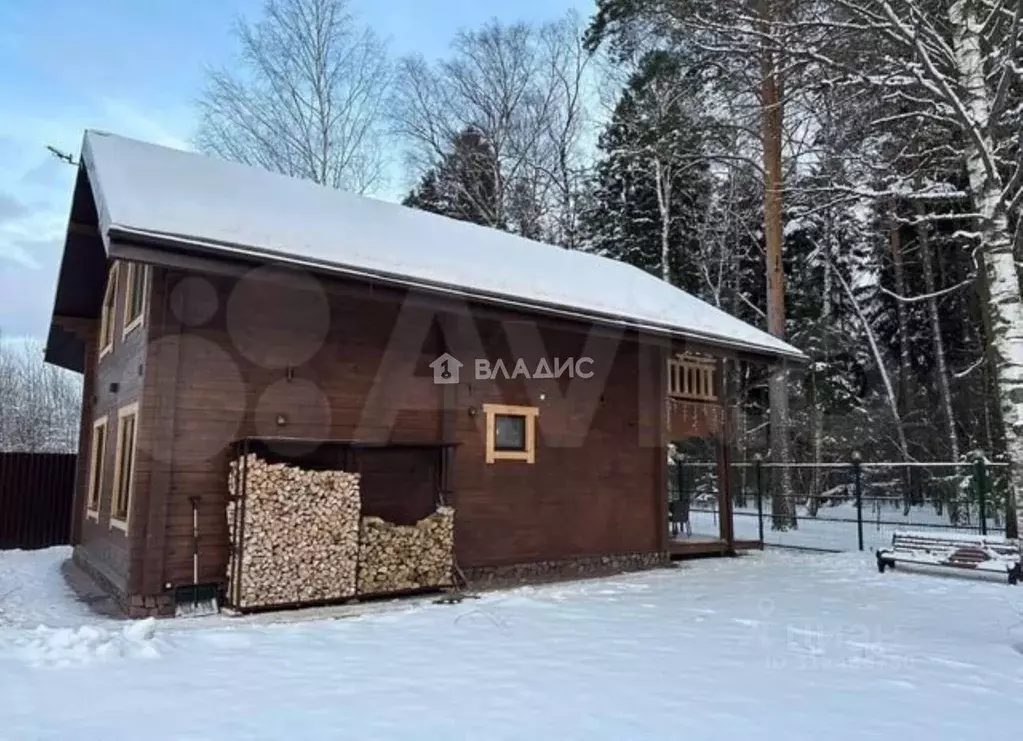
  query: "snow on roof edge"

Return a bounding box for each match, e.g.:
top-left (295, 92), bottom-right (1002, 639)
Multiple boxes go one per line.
top-left (110, 222), bottom-right (806, 362)
top-left (80, 129), bottom-right (807, 363)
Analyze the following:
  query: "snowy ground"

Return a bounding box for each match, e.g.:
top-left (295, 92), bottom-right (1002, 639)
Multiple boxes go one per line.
top-left (690, 501), bottom-right (1002, 551)
top-left (2, 547), bottom-right (1022, 740)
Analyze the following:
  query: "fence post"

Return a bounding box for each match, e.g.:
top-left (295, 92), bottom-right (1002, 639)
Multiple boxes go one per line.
top-left (975, 456), bottom-right (988, 536)
top-left (852, 450), bottom-right (864, 551)
top-left (754, 454), bottom-right (765, 545)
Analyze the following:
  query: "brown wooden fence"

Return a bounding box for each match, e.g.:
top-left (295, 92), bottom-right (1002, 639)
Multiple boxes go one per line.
top-left (0, 452), bottom-right (77, 550)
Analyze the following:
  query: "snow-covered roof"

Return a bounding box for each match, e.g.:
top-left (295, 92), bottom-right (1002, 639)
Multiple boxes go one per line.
top-left (80, 130), bottom-right (804, 362)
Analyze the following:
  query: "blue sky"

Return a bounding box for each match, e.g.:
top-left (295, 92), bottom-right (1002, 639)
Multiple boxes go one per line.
top-left (0, 0), bottom-right (592, 341)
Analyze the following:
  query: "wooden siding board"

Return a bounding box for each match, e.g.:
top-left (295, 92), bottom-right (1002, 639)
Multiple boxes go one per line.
top-left (145, 272), bottom-right (445, 588)
top-left (140, 268), bottom-right (684, 592)
top-left (137, 268), bottom-right (179, 595)
top-left (449, 325), bottom-right (660, 568)
top-left (73, 260), bottom-right (150, 595)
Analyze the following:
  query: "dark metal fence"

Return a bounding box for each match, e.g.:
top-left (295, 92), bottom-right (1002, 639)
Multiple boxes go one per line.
top-left (671, 457), bottom-right (1015, 553)
top-left (0, 452), bottom-right (77, 550)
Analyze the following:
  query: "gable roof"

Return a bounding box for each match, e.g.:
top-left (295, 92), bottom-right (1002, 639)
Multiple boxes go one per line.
top-left (65, 130), bottom-right (804, 362)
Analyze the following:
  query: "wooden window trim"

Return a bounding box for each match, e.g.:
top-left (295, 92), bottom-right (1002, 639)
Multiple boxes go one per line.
top-left (122, 263), bottom-right (148, 338)
top-left (98, 262), bottom-right (120, 360)
top-left (483, 403), bottom-right (539, 464)
top-left (86, 416), bottom-right (108, 521)
top-left (109, 402), bottom-right (140, 532)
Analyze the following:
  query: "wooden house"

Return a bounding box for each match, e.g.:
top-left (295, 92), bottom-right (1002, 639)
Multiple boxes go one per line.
top-left (45, 131), bottom-right (805, 617)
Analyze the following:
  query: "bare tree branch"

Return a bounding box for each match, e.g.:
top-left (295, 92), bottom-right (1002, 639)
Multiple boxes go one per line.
top-left (195, 0), bottom-right (391, 194)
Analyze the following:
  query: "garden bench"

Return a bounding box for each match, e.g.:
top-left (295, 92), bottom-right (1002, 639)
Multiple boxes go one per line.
top-left (876, 530), bottom-right (1022, 585)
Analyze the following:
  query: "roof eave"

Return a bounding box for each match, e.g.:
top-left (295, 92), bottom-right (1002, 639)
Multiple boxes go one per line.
top-left (105, 224), bottom-right (806, 365)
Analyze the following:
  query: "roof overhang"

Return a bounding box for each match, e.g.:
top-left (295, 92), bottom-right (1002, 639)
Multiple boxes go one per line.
top-left (44, 130), bottom-right (808, 372)
top-left (107, 226), bottom-right (808, 367)
top-left (44, 165), bottom-right (108, 373)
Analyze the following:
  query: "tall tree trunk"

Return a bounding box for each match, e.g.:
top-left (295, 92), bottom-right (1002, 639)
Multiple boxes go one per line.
top-left (918, 210), bottom-right (966, 525)
top-left (654, 159), bottom-right (672, 282)
top-left (734, 363), bottom-right (749, 508)
top-left (835, 264), bottom-right (911, 471)
top-left (978, 247), bottom-right (1017, 537)
top-left (917, 211), bottom-right (960, 463)
top-left (808, 211), bottom-right (833, 519)
top-left (760, 0), bottom-right (795, 530)
top-left (888, 207), bottom-right (915, 513)
top-left (808, 367), bottom-right (821, 517)
top-left (889, 211), bottom-right (913, 419)
top-left (951, 0), bottom-right (1022, 539)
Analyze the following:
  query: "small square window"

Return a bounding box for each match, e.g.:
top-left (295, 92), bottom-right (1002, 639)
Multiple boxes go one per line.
top-left (483, 404), bottom-right (538, 464)
top-left (494, 414), bottom-right (527, 451)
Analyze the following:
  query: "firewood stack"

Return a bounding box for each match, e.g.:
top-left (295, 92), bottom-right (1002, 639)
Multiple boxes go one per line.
top-left (358, 506), bottom-right (455, 595)
top-left (227, 454), bottom-right (361, 609)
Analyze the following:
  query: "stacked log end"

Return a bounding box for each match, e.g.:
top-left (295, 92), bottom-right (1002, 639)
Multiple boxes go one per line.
top-left (358, 507), bottom-right (455, 595)
top-left (227, 454), bottom-right (361, 609)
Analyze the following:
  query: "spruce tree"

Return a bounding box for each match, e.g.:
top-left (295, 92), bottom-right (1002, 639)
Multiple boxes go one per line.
top-left (403, 127), bottom-right (501, 228)
top-left (581, 50), bottom-right (711, 286)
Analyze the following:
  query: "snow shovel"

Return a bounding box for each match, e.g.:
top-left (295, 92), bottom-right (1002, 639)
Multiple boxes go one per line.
top-left (174, 496), bottom-right (220, 618)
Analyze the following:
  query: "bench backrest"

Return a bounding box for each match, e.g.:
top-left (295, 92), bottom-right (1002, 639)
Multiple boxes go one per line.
top-left (891, 531), bottom-right (1020, 558)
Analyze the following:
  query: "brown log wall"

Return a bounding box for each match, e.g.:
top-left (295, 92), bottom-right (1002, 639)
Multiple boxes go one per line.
top-left (139, 269), bottom-right (445, 591)
top-left (447, 318), bottom-right (664, 567)
top-left (124, 264), bottom-right (672, 598)
top-left (71, 262), bottom-right (151, 595)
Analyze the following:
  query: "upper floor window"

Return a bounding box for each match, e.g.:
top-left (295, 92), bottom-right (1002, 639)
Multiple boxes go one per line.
top-left (110, 402), bottom-right (139, 532)
top-left (98, 262), bottom-right (119, 359)
top-left (123, 262), bottom-right (148, 336)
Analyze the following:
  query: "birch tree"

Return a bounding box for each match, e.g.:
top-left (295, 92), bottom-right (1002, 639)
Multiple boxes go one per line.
top-left (196, 0), bottom-right (391, 194)
top-left (822, 0), bottom-right (1023, 532)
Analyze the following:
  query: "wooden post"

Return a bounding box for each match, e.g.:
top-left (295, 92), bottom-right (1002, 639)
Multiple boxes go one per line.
top-left (439, 316), bottom-right (458, 508)
top-left (716, 358), bottom-right (736, 550)
top-left (654, 342), bottom-right (669, 555)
